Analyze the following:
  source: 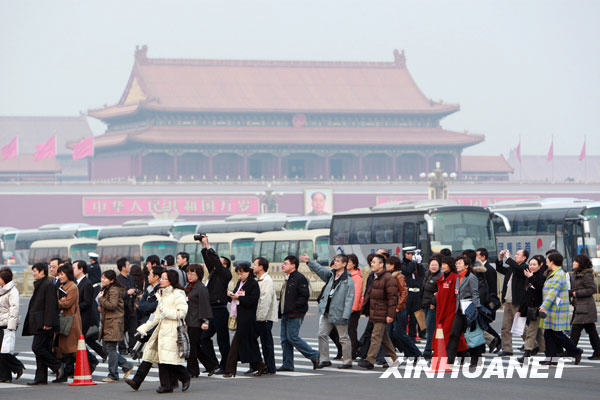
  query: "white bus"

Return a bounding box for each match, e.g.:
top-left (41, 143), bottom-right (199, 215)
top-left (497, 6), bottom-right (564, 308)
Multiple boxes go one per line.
top-left (489, 198), bottom-right (600, 271)
top-left (330, 200), bottom-right (504, 266)
top-left (13, 228), bottom-right (78, 266)
top-left (284, 215), bottom-right (332, 230)
top-left (97, 235), bottom-right (178, 270)
top-left (177, 232), bottom-right (257, 264)
top-left (28, 238), bottom-right (99, 265)
top-left (252, 229), bottom-right (330, 298)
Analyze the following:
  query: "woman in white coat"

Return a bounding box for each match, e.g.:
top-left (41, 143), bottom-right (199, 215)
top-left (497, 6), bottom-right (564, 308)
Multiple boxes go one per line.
top-left (0, 267), bottom-right (24, 382)
top-left (137, 269), bottom-right (190, 394)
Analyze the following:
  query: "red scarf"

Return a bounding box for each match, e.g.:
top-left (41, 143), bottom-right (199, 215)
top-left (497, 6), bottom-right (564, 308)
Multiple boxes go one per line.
top-left (458, 269), bottom-right (468, 287)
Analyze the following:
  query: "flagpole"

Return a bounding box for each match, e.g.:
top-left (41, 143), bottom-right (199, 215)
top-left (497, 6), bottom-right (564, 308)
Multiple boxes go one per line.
top-left (584, 135), bottom-right (587, 183)
top-left (519, 134), bottom-right (522, 182)
top-left (551, 135), bottom-right (554, 183)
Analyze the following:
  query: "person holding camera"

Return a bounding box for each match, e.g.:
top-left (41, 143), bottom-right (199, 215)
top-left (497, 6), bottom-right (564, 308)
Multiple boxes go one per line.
top-left (198, 234), bottom-right (232, 374)
top-left (116, 257), bottom-right (139, 354)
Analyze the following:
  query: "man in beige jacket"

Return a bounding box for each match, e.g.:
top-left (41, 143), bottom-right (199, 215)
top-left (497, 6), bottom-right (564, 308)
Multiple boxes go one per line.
top-left (252, 257), bottom-right (278, 374)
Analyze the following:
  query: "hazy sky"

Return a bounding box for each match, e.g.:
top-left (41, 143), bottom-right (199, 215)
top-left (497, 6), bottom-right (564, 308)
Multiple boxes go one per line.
top-left (1, 0), bottom-right (598, 156)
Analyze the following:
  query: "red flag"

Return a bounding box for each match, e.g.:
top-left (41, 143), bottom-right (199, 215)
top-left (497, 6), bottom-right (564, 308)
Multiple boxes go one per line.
top-left (516, 141), bottom-right (521, 163)
top-left (547, 140), bottom-right (554, 162)
top-left (72, 136), bottom-right (94, 160)
top-left (34, 135), bottom-right (57, 161)
top-left (579, 140), bottom-right (586, 161)
top-left (1, 136), bottom-right (18, 160)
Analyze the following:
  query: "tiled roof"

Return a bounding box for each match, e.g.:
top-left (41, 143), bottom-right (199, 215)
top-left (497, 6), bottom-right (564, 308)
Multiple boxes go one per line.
top-left (89, 46), bottom-right (459, 119)
top-left (93, 126), bottom-right (484, 148)
top-left (461, 155), bottom-right (514, 173)
top-left (0, 155), bottom-right (61, 173)
top-left (0, 116), bottom-right (93, 155)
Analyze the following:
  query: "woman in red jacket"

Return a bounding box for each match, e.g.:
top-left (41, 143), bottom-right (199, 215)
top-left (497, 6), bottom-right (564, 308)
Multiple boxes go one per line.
top-left (435, 256), bottom-right (467, 355)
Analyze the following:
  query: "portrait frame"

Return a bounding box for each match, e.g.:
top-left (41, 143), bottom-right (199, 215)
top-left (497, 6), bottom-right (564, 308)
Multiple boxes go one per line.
top-left (304, 188), bottom-right (333, 216)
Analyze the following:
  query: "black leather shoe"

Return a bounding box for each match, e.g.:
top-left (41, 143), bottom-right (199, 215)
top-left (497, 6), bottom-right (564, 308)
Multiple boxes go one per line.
top-left (55, 362), bottom-right (66, 381)
top-left (574, 348), bottom-right (584, 365)
top-left (358, 359), bottom-right (374, 370)
top-left (16, 368), bottom-right (24, 380)
top-left (52, 376), bottom-right (68, 383)
top-left (181, 379), bottom-right (191, 392)
top-left (124, 378), bottom-right (140, 391)
top-left (333, 353), bottom-right (343, 360)
top-left (337, 364), bottom-right (352, 369)
top-left (317, 361), bottom-right (332, 369)
top-left (243, 369), bottom-right (257, 375)
top-left (497, 350), bottom-right (513, 357)
top-left (277, 366), bottom-right (294, 372)
top-left (156, 386), bottom-right (173, 393)
top-left (213, 368), bottom-right (225, 375)
top-left (311, 358), bottom-right (320, 370)
top-left (0, 379), bottom-right (11, 383)
top-left (540, 360), bottom-right (558, 366)
top-left (27, 381), bottom-right (47, 385)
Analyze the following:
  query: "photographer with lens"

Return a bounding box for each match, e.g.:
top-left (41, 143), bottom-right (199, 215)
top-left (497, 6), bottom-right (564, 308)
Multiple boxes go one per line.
top-left (197, 234), bottom-right (232, 374)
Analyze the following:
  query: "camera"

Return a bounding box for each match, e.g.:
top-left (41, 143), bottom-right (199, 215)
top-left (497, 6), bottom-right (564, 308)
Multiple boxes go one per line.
top-left (193, 233), bottom-right (207, 241)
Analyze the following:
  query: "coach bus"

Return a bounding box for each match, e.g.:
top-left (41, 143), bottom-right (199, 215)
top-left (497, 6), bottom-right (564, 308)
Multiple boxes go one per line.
top-left (0, 228), bottom-right (17, 264)
top-left (97, 224), bottom-right (173, 240)
top-left (284, 215), bottom-right (332, 231)
top-left (76, 226), bottom-right (103, 239)
top-left (330, 200), bottom-right (505, 266)
top-left (13, 228), bottom-right (78, 266)
top-left (177, 232), bottom-right (257, 264)
top-left (28, 238), bottom-right (99, 265)
top-left (97, 235), bottom-right (178, 271)
top-left (489, 198), bottom-right (600, 271)
top-left (252, 229), bottom-right (330, 298)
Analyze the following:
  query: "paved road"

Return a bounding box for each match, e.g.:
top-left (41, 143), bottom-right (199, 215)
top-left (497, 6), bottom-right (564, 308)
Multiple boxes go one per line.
top-left (2, 300), bottom-right (600, 400)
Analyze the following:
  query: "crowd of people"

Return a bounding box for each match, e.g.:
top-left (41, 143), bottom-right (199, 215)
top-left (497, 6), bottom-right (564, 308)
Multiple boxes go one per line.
top-left (0, 237), bottom-right (599, 392)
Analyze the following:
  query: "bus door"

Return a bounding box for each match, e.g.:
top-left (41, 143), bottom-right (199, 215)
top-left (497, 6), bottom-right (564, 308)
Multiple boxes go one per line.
top-left (562, 219), bottom-right (583, 269)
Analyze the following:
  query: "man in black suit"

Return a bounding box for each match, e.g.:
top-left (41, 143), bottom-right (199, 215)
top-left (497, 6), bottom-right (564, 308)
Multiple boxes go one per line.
top-left (22, 262), bottom-right (65, 385)
top-left (73, 260), bottom-right (106, 369)
top-left (49, 257), bottom-right (61, 287)
top-left (87, 252), bottom-right (102, 296)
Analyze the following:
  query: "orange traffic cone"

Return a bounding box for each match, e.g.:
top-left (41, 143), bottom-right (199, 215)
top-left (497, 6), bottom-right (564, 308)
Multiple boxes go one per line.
top-left (428, 324), bottom-right (453, 373)
top-left (69, 334), bottom-right (97, 386)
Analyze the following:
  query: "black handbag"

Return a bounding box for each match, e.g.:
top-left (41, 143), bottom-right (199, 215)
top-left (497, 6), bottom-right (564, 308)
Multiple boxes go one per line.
top-left (177, 319), bottom-right (190, 359)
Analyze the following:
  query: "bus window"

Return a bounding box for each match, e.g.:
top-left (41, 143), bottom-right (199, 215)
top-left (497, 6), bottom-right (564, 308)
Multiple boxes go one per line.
top-left (315, 236), bottom-right (330, 265)
top-left (372, 216), bottom-right (395, 244)
top-left (513, 212), bottom-right (538, 235)
top-left (331, 218), bottom-right (351, 245)
top-left (299, 240), bottom-right (313, 259)
top-left (394, 217), bottom-right (404, 243)
top-left (182, 243), bottom-right (198, 262)
top-left (403, 223), bottom-right (417, 247)
top-left (289, 241), bottom-right (298, 257)
top-left (130, 245), bottom-right (141, 263)
top-left (30, 248), bottom-right (49, 264)
top-left (216, 243), bottom-right (231, 259)
top-left (493, 217), bottom-right (509, 236)
top-left (285, 220), bottom-right (307, 230)
top-left (70, 244), bottom-right (97, 262)
top-left (252, 242), bottom-right (261, 260)
top-left (418, 222), bottom-right (430, 259)
top-left (142, 241), bottom-right (177, 261)
top-left (232, 238), bottom-right (254, 263)
top-left (351, 217), bottom-right (372, 244)
top-left (274, 241), bottom-right (291, 262)
top-left (259, 241), bottom-right (275, 261)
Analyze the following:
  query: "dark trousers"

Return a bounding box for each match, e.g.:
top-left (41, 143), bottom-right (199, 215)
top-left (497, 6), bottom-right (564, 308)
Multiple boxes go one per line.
top-left (86, 336), bottom-right (107, 360)
top-left (225, 331), bottom-right (264, 375)
top-left (0, 328), bottom-right (24, 381)
top-left (328, 326), bottom-right (343, 356)
top-left (446, 309), bottom-right (483, 365)
top-left (158, 363), bottom-right (190, 390)
top-left (571, 323), bottom-right (600, 355)
top-left (201, 305), bottom-right (230, 370)
top-left (31, 332), bottom-right (61, 383)
top-left (120, 312), bottom-right (138, 352)
top-left (348, 311), bottom-right (361, 357)
top-left (256, 321), bottom-right (276, 373)
top-left (131, 360), bottom-right (152, 387)
top-left (391, 308), bottom-right (421, 357)
top-left (545, 329), bottom-right (580, 359)
top-left (187, 326), bottom-right (218, 376)
top-left (61, 353), bottom-right (76, 377)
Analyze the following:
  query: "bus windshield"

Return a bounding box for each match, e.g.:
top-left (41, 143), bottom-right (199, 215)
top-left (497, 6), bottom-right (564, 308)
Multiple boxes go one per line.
top-left (76, 229), bottom-right (99, 239)
top-left (142, 241), bottom-right (178, 260)
top-left (71, 243), bottom-right (97, 261)
top-left (232, 238), bottom-right (254, 263)
top-left (315, 236), bottom-right (330, 265)
top-left (172, 225), bottom-right (197, 239)
top-left (285, 220), bottom-right (307, 230)
top-left (432, 211), bottom-right (496, 254)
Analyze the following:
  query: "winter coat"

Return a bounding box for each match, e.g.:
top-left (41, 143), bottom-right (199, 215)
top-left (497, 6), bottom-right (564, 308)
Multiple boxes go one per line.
top-left (362, 270), bottom-right (398, 323)
top-left (483, 261), bottom-right (498, 302)
top-left (98, 284), bottom-right (125, 342)
top-left (0, 281), bottom-right (19, 330)
top-left (436, 272), bottom-right (468, 351)
top-left (278, 270), bottom-right (310, 318)
top-left (518, 269), bottom-right (546, 321)
top-left (23, 277), bottom-right (59, 336)
top-left (138, 284), bottom-right (160, 325)
top-left (350, 269), bottom-right (364, 312)
top-left (56, 280), bottom-right (82, 355)
top-left (472, 263), bottom-right (489, 306)
top-left (185, 280), bottom-right (212, 328)
top-left (229, 277), bottom-right (262, 363)
top-left (308, 261), bottom-right (354, 325)
top-left (541, 268), bottom-right (571, 331)
top-left (76, 276), bottom-right (98, 335)
top-left (88, 262), bottom-right (101, 285)
top-left (569, 269), bottom-right (598, 325)
top-left (138, 286), bottom-right (188, 366)
top-left (202, 248), bottom-right (232, 306)
top-left (256, 273), bottom-right (278, 322)
top-left (391, 271), bottom-right (408, 312)
top-left (421, 270), bottom-right (441, 308)
top-left (496, 257), bottom-right (528, 306)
